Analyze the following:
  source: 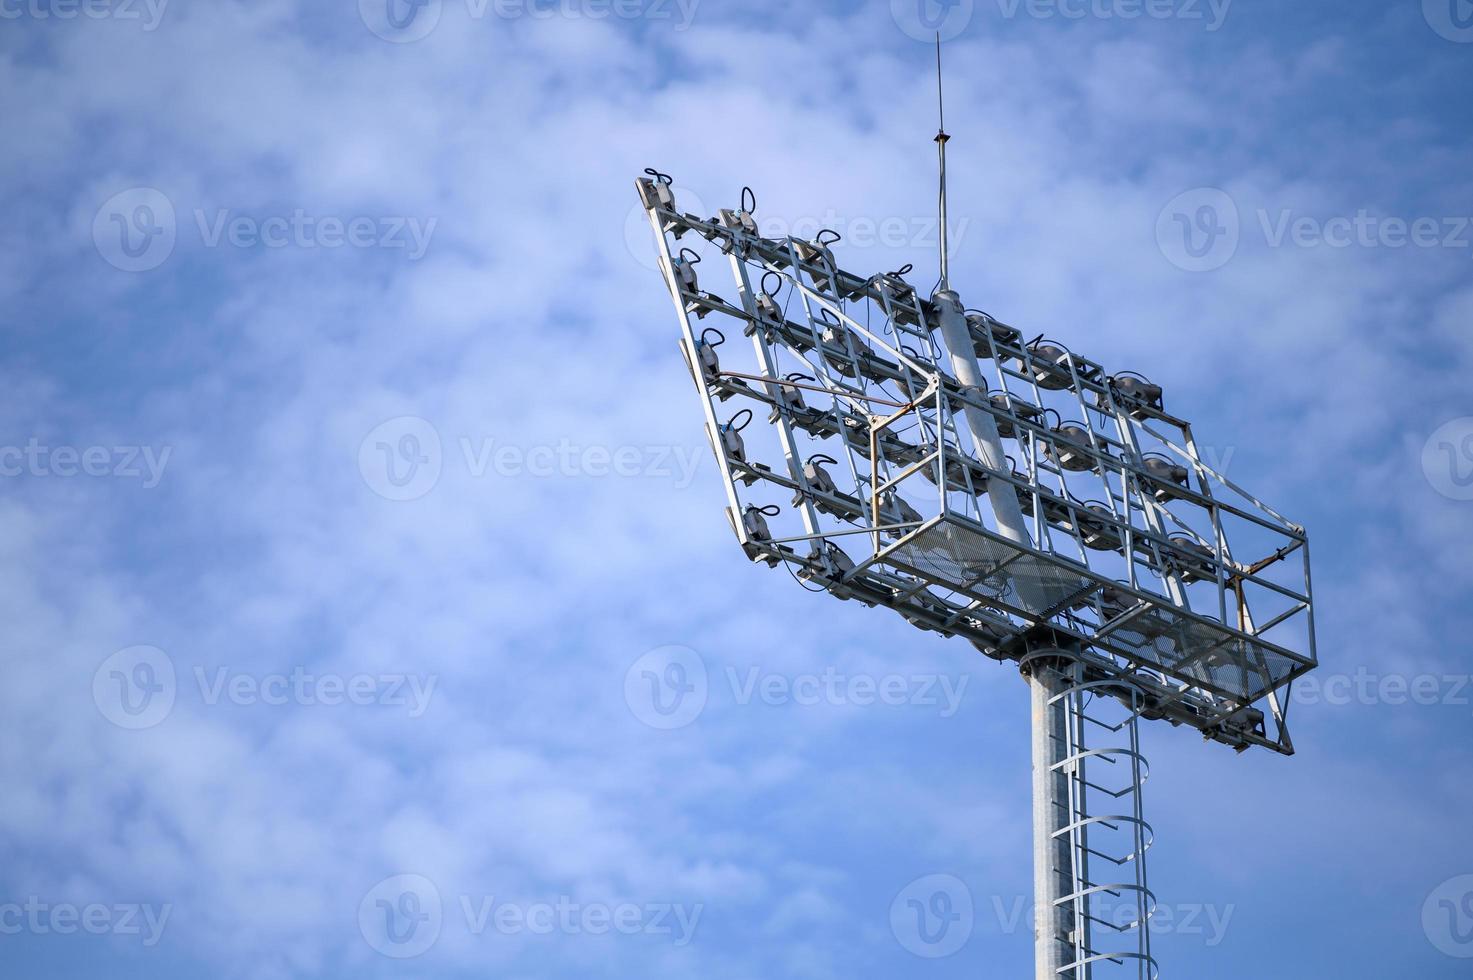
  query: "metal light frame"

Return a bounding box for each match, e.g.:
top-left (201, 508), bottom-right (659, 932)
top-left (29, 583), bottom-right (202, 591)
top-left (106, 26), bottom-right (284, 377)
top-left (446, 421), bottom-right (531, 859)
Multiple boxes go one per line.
top-left (639, 172), bottom-right (1316, 757)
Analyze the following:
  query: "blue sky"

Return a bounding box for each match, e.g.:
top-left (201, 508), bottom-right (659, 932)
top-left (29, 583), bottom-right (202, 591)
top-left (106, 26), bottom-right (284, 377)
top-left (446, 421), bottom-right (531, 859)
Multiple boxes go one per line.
top-left (2, 0), bottom-right (1473, 977)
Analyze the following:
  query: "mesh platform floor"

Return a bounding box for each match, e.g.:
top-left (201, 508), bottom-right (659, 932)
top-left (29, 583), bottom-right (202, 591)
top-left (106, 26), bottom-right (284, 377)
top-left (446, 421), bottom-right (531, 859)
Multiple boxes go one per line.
top-left (878, 518), bottom-right (1306, 704)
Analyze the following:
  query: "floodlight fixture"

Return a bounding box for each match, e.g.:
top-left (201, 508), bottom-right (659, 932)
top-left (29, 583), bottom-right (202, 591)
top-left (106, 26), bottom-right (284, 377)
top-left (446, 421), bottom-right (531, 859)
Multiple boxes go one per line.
top-left (636, 41), bottom-right (1316, 980)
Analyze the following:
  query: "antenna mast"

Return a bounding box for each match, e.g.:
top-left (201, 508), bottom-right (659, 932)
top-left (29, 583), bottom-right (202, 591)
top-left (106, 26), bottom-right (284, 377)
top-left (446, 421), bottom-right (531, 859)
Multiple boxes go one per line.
top-left (934, 33), bottom-right (951, 292)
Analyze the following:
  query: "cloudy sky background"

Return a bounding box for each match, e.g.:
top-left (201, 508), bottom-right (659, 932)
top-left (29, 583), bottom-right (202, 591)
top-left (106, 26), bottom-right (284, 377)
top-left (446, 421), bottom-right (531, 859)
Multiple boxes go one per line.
top-left (3, 0), bottom-right (1473, 976)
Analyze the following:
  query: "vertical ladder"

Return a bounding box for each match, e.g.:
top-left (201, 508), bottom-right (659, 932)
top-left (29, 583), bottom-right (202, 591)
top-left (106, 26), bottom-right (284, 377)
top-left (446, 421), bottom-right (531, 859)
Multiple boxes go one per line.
top-left (1027, 654), bottom-right (1158, 980)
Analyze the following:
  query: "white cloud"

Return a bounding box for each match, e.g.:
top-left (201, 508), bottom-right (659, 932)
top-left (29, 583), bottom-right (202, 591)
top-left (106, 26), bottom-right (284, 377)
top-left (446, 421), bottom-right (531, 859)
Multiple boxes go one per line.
top-left (2, 2), bottom-right (1471, 977)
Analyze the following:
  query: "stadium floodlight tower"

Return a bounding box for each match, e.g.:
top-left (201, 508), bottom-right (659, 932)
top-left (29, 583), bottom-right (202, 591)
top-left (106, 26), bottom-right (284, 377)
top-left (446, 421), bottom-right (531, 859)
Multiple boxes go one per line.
top-left (636, 47), bottom-right (1316, 980)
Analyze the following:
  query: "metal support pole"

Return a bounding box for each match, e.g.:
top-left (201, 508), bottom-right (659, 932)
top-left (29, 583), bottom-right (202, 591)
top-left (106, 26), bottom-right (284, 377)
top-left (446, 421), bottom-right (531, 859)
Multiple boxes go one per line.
top-left (943, 279), bottom-right (1078, 979)
top-left (1029, 656), bottom-right (1077, 980)
top-left (927, 41), bottom-right (1040, 561)
top-left (934, 294), bottom-right (1038, 553)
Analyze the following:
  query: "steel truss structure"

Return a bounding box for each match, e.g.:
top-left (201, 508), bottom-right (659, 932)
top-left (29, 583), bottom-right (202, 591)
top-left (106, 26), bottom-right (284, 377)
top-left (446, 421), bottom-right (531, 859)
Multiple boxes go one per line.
top-left (639, 169), bottom-right (1318, 977)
